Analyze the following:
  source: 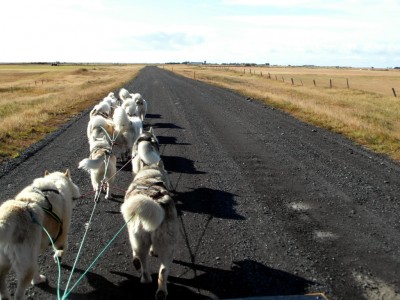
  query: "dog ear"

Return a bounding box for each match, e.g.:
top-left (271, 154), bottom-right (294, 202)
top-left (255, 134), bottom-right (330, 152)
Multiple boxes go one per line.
top-left (64, 169), bottom-right (71, 178)
top-left (45, 170), bottom-right (50, 176)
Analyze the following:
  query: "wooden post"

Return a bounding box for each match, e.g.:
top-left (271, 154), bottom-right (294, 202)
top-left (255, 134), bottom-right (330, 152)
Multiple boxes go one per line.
top-left (275, 75), bottom-right (277, 80)
top-left (330, 79), bottom-right (332, 88)
top-left (268, 72), bottom-right (271, 79)
top-left (393, 88), bottom-right (397, 97)
top-left (194, 71), bottom-right (196, 79)
top-left (346, 78), bottom-right (350, 89)
top-left (291, 78), bottom-right (294, 85)
top-left (313, 79), bottom-right (316, 87)
top-left (261, 71), bottom-right (262, 76)
top-left (282, 76), bottom-right (284, 82)
top-left (300, 80), bottom-right (303, 86)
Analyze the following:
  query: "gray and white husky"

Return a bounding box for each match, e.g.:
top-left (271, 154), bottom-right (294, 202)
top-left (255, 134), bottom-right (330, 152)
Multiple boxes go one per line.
top-left (121, 162), bottom-right (177, 300)
top-left (131, 127), bottom-right (161, 175)
top-left (78, 138), bottom-right (116, 200)
top-left (113, 106), bottom-right (142, 161)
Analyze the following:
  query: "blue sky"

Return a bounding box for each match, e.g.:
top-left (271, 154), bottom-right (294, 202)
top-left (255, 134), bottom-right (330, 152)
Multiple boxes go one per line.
top-left (1, 0), bottom-right (399, 67)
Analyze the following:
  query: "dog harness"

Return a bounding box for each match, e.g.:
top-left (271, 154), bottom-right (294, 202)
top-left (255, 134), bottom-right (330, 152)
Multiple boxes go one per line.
top-left (129, 181), bottom-right (170, 200)
top-left (31, 187), bottom-right (63, 244)
top-left (90, 144), bottom-right (112, 157)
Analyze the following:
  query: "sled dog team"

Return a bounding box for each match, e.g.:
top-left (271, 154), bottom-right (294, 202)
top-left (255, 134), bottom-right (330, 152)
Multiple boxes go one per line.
top-left (0, 88), bottom-right (177, 300)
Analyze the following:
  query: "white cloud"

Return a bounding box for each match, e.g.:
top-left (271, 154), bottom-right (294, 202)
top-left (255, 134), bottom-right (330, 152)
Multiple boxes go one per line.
top-left (0, 0), bottom-right (399, 66)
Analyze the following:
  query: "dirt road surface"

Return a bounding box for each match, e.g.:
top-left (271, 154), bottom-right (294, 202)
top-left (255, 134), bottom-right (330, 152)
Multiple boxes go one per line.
top-left (1, 66), bottom-right (399, 300)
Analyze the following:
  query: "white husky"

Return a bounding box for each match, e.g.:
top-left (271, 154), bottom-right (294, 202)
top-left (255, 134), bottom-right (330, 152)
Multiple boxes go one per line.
top-left (78, 138), bottom-right (116, 200)
top-left (0, 170), bottom-right (80, 300)
top-left (131, 128), bottom-right (161, 175)
top-left (119, 88), bottom-right (131, 102)
top-left (121, 162), bottom-right (177, 300)
top-left (89, 101), bottom-right (112, 119)
top-left (86, 115), bottom-right (116, 150)
top-left (120, 93), bottom-right (147, 121)
top-left (113, 106), bottom-right (143, 161)
top-left (133, 93), bottom-right (147, 121)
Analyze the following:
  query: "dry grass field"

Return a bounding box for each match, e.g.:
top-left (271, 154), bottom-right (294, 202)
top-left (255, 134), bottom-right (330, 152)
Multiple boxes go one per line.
top-left (165, 65), bottom-right (400, 161)
top-left (0, 64), bottom-right (144, 161)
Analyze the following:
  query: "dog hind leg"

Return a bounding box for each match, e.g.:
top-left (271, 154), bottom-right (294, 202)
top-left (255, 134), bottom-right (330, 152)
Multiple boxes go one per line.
top-left (105, 182), bottom-right (112, 200)
top-left (128, 228), bottom-right (152, 283)
top-left (0, 261), bottom-right (11, 300)
top-left (155, 248), bottom-right (174, 300)
top-left (14, 264), bottom-right (43, 300)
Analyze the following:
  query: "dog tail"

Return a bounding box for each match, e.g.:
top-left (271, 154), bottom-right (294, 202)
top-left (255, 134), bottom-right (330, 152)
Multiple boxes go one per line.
top-left (121, 196), bottom-right (165, 232)
top-left (78, 157), bottom-right (103, 172)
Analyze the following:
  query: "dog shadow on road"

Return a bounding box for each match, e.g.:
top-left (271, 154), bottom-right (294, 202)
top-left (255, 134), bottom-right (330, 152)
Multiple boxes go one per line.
top-left (145, 113), bottom-right (162, 119)
top-left (157, 135), bottom-right (191, 146)
top-left (175, 187), bottom-right (244, 220)
top-left (36, 264), bottom-right (206, 300)
top-left (170, 259), bottom-right (316, 299)
top-left (150, 122), bottom-right (183, 130)
top-left (163, 155), bottom-right (205, 175)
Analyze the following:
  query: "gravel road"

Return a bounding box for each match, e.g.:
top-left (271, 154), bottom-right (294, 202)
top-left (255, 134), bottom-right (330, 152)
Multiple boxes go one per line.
top-left (1, 66), bottom-right (399, 300)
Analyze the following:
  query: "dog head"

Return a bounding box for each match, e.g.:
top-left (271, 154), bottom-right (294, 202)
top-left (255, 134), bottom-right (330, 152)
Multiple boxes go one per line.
top-left (43, 169), bottom-right (81, 206)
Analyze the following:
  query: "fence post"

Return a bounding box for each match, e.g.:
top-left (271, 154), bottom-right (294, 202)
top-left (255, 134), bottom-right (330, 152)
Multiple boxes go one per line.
top-left (268, 72), bottom-right (271, 79)
top-left (393, 88), bottom-right (397, 97)
top-left (330, 79), bottom-right (332, 88)
top-left (313, 80), bottom-right (316, 87)
top-left (194, 71), bottom-right (196, 79)
top-left (346, 78), bottom-right (350, 89)
top-left (282, 76), bottom-right (284, 82)
top-left (261, 71), bottom-right (263, 76)
top-left (291, 78), bottom-right (294, 85)
top-left (300, 80), bottom-right (303, 86)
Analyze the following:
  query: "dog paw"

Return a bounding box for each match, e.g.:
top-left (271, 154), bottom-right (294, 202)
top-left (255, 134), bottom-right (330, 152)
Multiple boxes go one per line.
top-left (133, 257), bottom-right (141, 270)
top-left (53, 250), bottom-right (64, 263)
top-left (140, 273), bottom-right (152, 284)
top-left (32, 274), bottom-right (47, 285)
top-left (155, 290), bottom-right (167, 300)
top-left (149, 248), bottom-right (157, 257)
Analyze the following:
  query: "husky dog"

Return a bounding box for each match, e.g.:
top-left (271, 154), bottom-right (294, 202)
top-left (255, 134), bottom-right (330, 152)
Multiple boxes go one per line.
top-left (89, 101), bottom-right (112, 119)
top-left (78, 138), bottom-right (116, 200)
top-left (119, 88), bottom-right (131, 102)
top-left (113, 106), bottom-right (143, 161)
top-left (131, 127), bottom-right (161, 175)
top-left (0, 170), bottom-right (80, 300)
top-left (121, 97), bottom-right (137, 117)
top-left (86, 115), bottom-right (116, 149)
top-left (133, 93), bottom-right (148, 121)
top-left (121, 162), bottom-right (177, 300)
top-left (120, 92), bottom-right (147, 121)
top-left (101, 93), bottom-right (119, 115)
